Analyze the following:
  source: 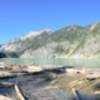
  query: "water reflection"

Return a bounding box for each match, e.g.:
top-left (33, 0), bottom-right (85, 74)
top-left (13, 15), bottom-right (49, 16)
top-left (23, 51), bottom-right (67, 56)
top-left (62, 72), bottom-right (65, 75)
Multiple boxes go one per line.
top-left (0, 58), bottom-right (100, 68)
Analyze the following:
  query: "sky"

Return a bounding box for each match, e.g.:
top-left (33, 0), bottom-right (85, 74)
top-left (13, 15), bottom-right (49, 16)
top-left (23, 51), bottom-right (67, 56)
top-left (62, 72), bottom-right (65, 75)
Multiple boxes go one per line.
top-left (0, 0), bottom-right (100, 44)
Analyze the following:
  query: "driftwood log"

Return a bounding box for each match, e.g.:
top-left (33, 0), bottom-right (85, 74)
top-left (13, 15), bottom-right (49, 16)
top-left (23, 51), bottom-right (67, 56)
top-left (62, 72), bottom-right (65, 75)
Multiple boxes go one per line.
top-left (72, 88), bottom-right (81, 100)
top-left (0, 62), bottom-right (68, 78)
top-left (0, 82), bottom-right (26, 100)
top-left (0, 62), bottom-right (43, 78)
top-left (14, 84), bottom-right (26, 100)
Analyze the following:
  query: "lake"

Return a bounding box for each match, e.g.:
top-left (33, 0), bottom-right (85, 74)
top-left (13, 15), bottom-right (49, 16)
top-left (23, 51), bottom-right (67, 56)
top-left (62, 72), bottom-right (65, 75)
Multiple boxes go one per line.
top-left (0, 58), bottom-right (100, 68)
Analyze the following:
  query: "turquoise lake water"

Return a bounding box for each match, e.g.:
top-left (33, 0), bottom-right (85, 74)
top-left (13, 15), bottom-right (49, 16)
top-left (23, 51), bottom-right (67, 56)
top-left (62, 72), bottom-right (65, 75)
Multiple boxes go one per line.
top-left (0, 58), bottom-right (100, 68)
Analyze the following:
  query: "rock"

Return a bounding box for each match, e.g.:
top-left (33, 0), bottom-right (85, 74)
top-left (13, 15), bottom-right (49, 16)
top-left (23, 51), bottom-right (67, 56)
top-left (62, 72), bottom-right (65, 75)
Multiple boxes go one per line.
top-left (86, 73), bottom-right (100, 81)
top-left (65, 68), bottom-right (86, 75)
top-left (72, 89), bottom-right (99, 100)
top-left (92, 82), bottom-right (100, 90)
top-left (94, 91), bottom-right (100, 95)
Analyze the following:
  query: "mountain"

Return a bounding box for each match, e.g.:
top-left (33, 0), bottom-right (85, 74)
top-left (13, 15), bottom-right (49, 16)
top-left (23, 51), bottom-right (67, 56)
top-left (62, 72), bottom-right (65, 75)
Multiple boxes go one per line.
top-left (0, 22), bottom-right (100, 59)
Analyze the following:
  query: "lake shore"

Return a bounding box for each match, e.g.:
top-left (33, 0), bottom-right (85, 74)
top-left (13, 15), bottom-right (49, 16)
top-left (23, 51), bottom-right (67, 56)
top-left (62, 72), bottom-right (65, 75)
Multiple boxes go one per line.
top-left (0, 62), bottom-right (100, 100)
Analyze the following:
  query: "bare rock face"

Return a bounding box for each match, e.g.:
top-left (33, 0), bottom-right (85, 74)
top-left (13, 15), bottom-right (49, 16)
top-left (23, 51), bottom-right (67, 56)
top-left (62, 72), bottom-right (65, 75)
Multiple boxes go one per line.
top-left (1, 23), bottom-right (100, 58)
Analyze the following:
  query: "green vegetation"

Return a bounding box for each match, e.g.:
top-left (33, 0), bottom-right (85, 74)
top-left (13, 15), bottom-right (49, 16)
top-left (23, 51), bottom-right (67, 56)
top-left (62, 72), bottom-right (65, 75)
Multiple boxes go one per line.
top-left (1, 22), bottom-right (100, 58)
top-left (54, 45), bottom-right (65, 54)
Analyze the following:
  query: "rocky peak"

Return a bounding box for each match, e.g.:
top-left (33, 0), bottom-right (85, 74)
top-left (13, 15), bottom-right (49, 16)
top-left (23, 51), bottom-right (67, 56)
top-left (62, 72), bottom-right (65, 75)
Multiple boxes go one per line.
top-left (20, 28), bottom-right (53, 41)
top-left (89, 22), bottom-right (100, 31)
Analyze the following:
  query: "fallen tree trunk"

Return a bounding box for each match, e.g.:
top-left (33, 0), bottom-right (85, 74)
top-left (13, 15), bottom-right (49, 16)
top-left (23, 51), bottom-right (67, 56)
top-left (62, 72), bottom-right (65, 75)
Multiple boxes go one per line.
top-left (0, 82), bottom-right (27, 100)
top-left (0, 62), bottom-right (44, 78)
top-left (14, 84), bottom-right (26, 100)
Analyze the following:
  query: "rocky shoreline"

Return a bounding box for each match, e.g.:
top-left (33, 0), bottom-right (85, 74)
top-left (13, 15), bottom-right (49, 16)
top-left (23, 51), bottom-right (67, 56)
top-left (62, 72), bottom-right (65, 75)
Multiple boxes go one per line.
top-left (0, 62), bottom-right (100, 100)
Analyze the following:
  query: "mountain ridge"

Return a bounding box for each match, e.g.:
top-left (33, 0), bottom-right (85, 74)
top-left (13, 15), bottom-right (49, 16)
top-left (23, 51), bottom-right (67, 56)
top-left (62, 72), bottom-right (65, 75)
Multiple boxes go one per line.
top-left (0, 22), bottom-right (100, 58)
